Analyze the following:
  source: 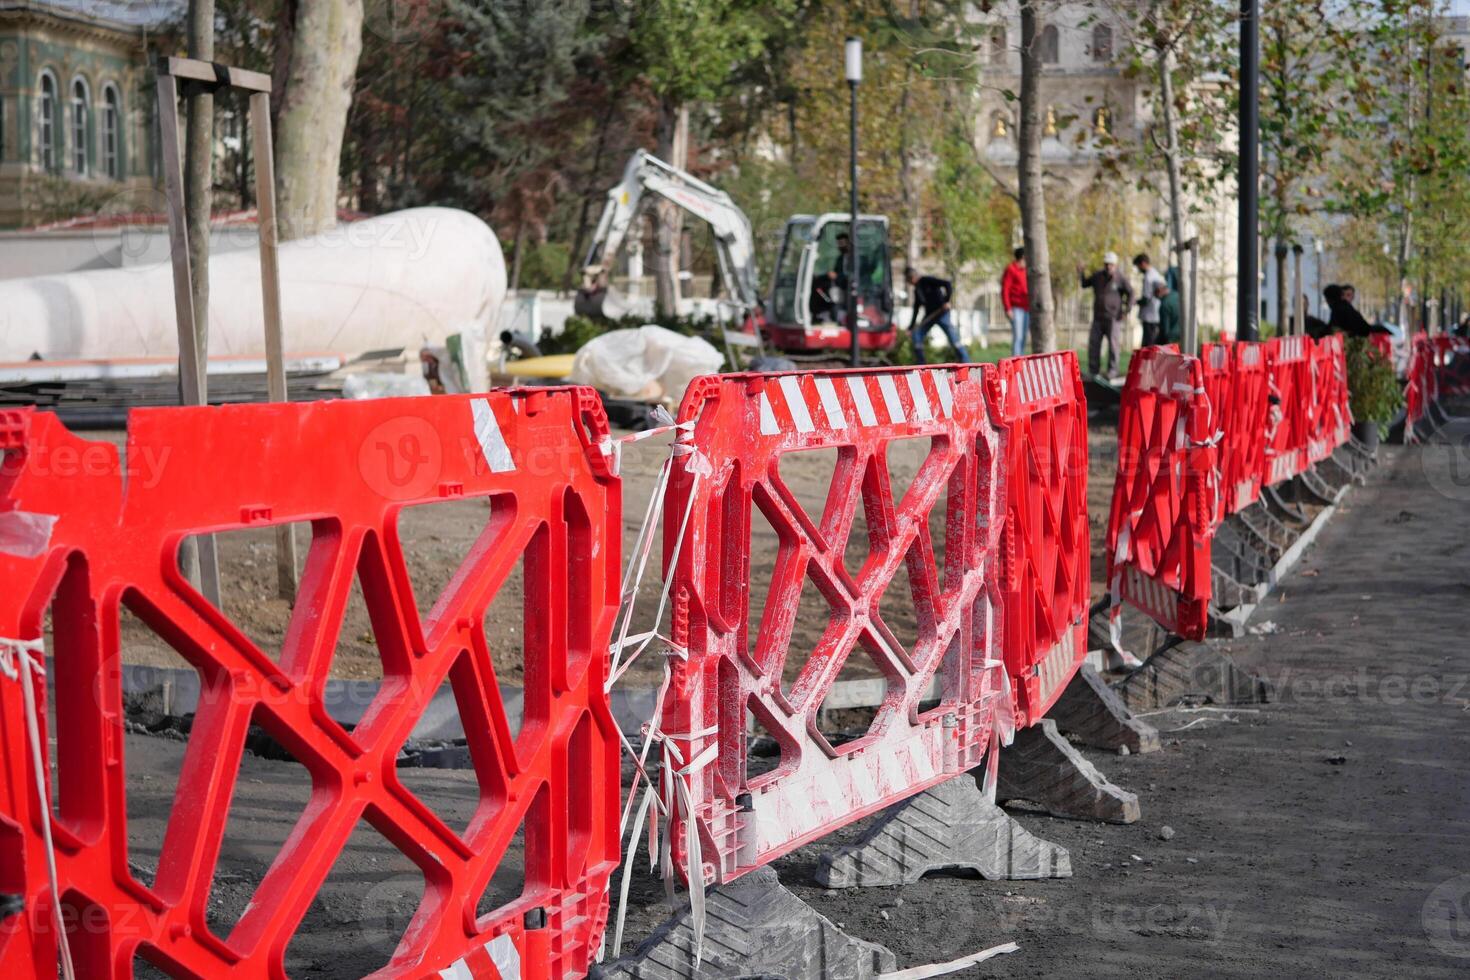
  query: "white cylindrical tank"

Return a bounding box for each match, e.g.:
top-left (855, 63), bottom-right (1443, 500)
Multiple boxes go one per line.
top-left (0, 207), bottom-right (506, 365)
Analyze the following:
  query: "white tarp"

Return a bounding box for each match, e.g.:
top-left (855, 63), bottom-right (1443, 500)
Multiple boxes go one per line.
top-left (0, 207), bottom-right (505, 367)
top-left (569, 325), bottom-right (723, 403)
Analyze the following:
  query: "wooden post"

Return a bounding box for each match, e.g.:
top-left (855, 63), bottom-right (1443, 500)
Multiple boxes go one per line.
top-left (251, 90), bottom-right (299, 599)
top-left (156, 67), bottom-right (220, 605)
top-left (157, 57), bottom-right (298, 602)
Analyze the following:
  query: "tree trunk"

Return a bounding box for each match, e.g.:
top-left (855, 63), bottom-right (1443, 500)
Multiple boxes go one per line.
top-left (1273, 238), bottom-right (1287, 335)
top-left (653, 99), bottom-right (687, 318)
top-left (562, 109), bottom-right (613, 293)
top-left (1157, 36), bottom-right (1190, 343)
top-left (185, 0), bottom-right (213, 391)
top-left (272, 0), bottom-right (364, 241)
top-left (509, 217), bottom-right (527, 292)
top-left (1019, 1), bottom-right (1055, 352)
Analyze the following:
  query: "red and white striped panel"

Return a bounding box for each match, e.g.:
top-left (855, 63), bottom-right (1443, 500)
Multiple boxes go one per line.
top-left (1133, 350), bottom-right (1201, 397)
top-left (1121, 564), bottom-right (1181, 628)
top-left (1268, 452), bottom-right (1301, 485)
top-left (1012, 352), bottom-right (1070, 407)
top-left (757, 368), bottom-right (956, 436)
top-left (1205, 344), bottom-right (1230, 372)
top-left (1033, 628), bottom-right (1080, 709)
top-left (1238, 343), bottom-right (1263, 369)
top-left (1234, 480), bottom-right (1255, 513)
top-left (1275, 334), bottom-right (1307, 364)
top-left (438, 934), bottom-right (521, 980)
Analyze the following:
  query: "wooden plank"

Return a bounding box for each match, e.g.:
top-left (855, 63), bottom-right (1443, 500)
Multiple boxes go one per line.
top-left (158, 55), bottom-right (271, 94)
top-left (155, 69), bottom-right (220, 603)
top-left (250, 90), bottom-right (299, 600)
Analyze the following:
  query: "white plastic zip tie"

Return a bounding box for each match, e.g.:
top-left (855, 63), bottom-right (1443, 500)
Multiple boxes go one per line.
top-left (0, 636), bottom-right (76, 980)
top-left (604, 406), bottom-right (716, 963)
top-left (877, 942), bottom-right (1020, 979)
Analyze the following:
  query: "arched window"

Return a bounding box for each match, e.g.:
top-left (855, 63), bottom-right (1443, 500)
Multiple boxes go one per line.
top-left (1040, 25), bottom-right (1060, 64)
top-left (990, 111), bottom-right (1011, 139)
top-left (1093, 106), bottom-right (1114, 135)
top-left (1092, 25), bottom-right (1113, 62)
top-left (70, 76), bottom-right (90, 176)
top-left (1044, 104), bottom-right (1059, 137)
top-left (38, 71), bottom-right (60, 172)
top-left (101, 84), bottom-right (122, 179)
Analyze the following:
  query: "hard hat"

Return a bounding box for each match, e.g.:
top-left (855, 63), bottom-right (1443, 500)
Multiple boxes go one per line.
top-left (1104, 251), bottom-right (1118, 265)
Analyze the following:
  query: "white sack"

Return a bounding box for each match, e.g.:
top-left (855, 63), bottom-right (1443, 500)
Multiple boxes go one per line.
top-left (570, 326), bottom-right (723, 402)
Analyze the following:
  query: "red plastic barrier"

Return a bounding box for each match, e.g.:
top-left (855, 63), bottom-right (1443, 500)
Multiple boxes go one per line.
top-left (1263, 335), bottom-right (1311, 486)
top-left (1369, 332), bottom-right (1394, 366)
top-left (1199, 342), bottom-right (1233, 522)
top-left (659, 364), bottom-right (1011, 883)
top-left (993, 352), bottom-right (1090, 727)
top-left (1105, 347), bottom-right (1217, 642)
top-left (1431, 334), bottom-right (1470, 396)
top-left (1405, 333), bottom-right (1437, 437)
top-left (0, 393), bottom-right (621, 979)
top-left (1224, 342), bottom-right (1270, 513)
top-left (1306, 334), bottom-right (1353, 463)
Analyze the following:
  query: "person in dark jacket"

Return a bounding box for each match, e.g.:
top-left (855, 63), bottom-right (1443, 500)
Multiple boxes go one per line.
top-left (1078, 251), bottom-right (1134, 378)
top-left (905, 267), bottom-right (970, 364)
top-left (1324, 283), bottom-right (1375, 337)
top-left (1155, 281), bottom-right (1181, 344)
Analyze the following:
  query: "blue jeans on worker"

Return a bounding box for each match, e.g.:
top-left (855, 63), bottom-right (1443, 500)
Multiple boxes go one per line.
top-left (912, 310), bottom-right (969, 364)
top-left (1008, 307), bottom-right (1029, 357)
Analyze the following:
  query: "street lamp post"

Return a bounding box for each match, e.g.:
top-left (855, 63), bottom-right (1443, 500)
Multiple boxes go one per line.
top-left (846, 36), bottom-right (862, 367)
top-left (1237, 0), bottom-right (1260, 341)
top-left (1314, 238), bottom-right (1324, 318)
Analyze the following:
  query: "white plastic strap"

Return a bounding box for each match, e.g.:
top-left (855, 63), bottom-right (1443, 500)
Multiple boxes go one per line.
top-left (0, 637), bottom-right (75, 980)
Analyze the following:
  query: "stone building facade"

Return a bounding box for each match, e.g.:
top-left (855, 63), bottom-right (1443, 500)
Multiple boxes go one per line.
top-left (0, 0), bottom-right (180, 227)
top-left (976, 3), bottom-right (1242, 338)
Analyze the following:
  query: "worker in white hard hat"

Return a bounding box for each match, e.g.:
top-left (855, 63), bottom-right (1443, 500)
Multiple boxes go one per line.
top-left (1077, 250), bottom-right (1134, 380)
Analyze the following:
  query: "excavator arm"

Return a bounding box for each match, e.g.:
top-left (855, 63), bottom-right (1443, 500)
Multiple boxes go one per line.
top-left (576, 150), bottom-right (762, 318)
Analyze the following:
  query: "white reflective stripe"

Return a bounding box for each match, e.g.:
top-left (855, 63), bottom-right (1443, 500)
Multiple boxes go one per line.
top-left (934, 372), bottom-right (955, 417)
top-left (440, 933), bottom-right (521, 980)
top-left (758, 392), bottom-right (779, 435)
top-left (472, 399), bottom-right (516, 473)
top-left (1018, 363), bottom-right (1035, 404)
top-left (778, 375), bottom-right (815, 433)
top-left (846, 375), bottom-right (878, 426)
top-left (906, 372), bottom-right (933, 421)
top-left (877, 374), bottom-right (906, 423)
top-left (814, 377), bottom-right (847, 429)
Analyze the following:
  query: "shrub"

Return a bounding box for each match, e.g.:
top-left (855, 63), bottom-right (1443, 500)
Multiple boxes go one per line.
top-left (1345, 336), bottom-right (1403, 437)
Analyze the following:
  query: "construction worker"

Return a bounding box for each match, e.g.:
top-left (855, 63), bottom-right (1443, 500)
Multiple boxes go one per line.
top-left (812, 232), bottom-right (853, 322)
top-left (1001, 247), bottom-right (1029, 356)
top-left (906, 267), bottom-right (970, 364)
top-left (1078, 251), bottom-right (1134, 379)
top-left (1134, 253), bottom-right (1166, 347)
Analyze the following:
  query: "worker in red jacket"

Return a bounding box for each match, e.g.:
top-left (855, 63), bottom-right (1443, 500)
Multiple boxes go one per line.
top-left (1001, 247), bottom-right (1029, 356)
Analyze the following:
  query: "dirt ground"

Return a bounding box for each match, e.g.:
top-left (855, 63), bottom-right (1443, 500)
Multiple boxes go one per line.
top-left (110, 432), bottom-right (1470, 977)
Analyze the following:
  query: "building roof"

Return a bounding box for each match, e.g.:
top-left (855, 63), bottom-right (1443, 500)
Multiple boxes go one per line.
top-left (0, 0), bottom-right (184, 32)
